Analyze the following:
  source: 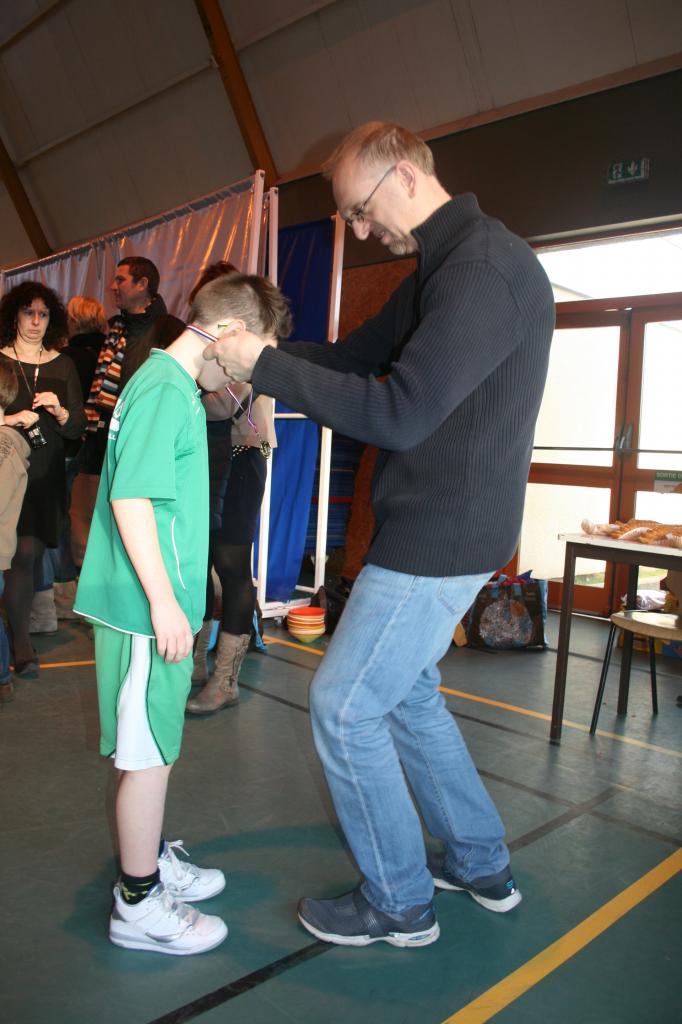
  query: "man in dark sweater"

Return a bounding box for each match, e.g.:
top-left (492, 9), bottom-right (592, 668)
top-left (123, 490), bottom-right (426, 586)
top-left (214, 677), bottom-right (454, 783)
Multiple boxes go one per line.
top-left (204, 122), bottom-right (555, 948)
top-left (110, 257), bottom-right (185, 389)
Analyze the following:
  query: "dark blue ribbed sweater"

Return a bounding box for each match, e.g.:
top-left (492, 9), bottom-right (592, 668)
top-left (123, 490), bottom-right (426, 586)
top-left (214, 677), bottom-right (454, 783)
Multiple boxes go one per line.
top-left (253, 194), bottom-right (555, 576)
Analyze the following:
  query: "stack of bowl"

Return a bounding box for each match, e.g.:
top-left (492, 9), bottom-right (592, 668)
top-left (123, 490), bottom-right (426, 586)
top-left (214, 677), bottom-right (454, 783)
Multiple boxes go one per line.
top-left (287, 606), bottom-right (326, 644)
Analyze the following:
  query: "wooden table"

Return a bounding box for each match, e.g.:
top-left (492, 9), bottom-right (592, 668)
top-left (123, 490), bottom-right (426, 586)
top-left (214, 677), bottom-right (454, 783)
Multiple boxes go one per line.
top-left (550, 533), bottom-right (682, 741)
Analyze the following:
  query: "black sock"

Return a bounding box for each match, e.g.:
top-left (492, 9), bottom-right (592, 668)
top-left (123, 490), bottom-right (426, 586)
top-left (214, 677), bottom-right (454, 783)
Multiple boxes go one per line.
top-left (119, 869), bottom-right (160, 905)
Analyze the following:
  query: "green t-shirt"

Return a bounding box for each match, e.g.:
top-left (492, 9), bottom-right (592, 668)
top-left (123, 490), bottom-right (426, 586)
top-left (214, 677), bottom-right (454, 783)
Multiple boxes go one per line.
top-left (75, 350), bottom-right (209, 636)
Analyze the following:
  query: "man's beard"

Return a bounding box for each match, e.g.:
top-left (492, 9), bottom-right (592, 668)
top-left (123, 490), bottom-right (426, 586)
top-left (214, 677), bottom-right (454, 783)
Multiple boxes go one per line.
top-left (387, 234), bottom-right (417, 257)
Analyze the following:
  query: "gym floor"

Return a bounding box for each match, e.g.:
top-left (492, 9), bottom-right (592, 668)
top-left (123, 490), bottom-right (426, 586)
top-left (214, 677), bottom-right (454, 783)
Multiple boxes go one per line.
top-left (1, 611), bottom-right (680, 1024)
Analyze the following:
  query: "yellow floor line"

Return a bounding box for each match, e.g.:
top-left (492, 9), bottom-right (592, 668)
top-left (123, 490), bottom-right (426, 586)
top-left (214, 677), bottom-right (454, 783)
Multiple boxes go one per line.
top-left (18, 659), bottom-right (96, 669)
top-left (32, 645), bottom-right (681, 757)
top-left (442, 847), bottom-right (682, 1024)
top-left (263, 636), bottom-right (325, 656)
top-left (440, 686), bottom-right (682, 758)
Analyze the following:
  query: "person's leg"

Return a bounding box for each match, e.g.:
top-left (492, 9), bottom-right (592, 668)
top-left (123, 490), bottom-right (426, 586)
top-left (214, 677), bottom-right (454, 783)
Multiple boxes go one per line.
top-left (111, 764), bottom-right (227, 954)
top-left (0, 572), bottom-right (14, 701)
top-left (116, 764), bottom-right (172, 877)
top-left (388, 648), bottom-right (510, 883)
top-left (308, 565), bottom-right (495, 915)
top-left (95, 627), bottom-right (227, 954)
top-left (187, 449), bottom-right (264, 714)
top-left (186, 543), bottom-right (250, 711)
top-left (4, 535), bottom-right (44, 668)
top-left (29, 548), bottom-right (58, 634)
top-left (191, 556), bottom-right (216, 685)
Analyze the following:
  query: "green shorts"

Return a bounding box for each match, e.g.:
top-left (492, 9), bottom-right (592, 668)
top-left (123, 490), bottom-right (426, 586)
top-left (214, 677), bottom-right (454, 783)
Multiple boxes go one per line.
top-left (94, 625), bottom-right (192, 770)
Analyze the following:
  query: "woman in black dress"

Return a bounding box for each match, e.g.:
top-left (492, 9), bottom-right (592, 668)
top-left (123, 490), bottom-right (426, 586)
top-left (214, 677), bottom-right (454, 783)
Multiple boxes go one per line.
top-left (0, 281), bottom-right (86, 674)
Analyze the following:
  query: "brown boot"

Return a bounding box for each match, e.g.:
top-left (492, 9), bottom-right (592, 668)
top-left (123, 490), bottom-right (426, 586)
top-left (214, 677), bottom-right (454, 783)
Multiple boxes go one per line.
top-left (186, 632), bottom-right (249, 713)
top-left (191, 619), bottom-right (215, 684)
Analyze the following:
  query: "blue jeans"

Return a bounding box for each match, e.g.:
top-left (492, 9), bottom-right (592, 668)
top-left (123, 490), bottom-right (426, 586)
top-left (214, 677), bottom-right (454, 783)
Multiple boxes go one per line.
top-left (0, 572), bottom-right (9, 683)
top-left (310, 563), bottom-right (510, 915)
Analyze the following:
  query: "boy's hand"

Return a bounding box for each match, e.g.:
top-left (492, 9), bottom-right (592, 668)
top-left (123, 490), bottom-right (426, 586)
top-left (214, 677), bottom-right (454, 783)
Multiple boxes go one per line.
top-left (5, 409), bottom-right (39, 429)
top-left (150, 597), bottom-right (193, 664)
top-left (203, 330), bottom-right (276, 382)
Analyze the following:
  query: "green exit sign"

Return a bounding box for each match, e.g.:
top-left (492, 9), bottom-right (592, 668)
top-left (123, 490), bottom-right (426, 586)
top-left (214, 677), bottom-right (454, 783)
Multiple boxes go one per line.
top-left (607, 158), bottom-right (650, 184)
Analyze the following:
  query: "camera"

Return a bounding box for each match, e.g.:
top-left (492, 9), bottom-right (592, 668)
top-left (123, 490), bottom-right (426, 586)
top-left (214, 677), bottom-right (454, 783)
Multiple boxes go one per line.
top-left (25, 422), bottom-right (47, 449)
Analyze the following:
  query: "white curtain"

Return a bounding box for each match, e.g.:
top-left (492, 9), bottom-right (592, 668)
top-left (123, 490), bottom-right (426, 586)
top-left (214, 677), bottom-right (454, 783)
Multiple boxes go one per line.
top-left (0, 175), bottom-right (259, 319)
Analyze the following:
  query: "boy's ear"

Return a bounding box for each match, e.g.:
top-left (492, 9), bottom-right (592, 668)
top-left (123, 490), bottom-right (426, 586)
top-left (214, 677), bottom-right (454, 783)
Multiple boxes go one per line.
top-left (217, 317), bottom-right (246, 338)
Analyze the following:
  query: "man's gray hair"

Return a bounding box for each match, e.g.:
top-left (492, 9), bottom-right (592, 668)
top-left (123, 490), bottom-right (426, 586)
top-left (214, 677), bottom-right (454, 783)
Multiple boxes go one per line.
top-left (322, 121), bottom-right (435, 179)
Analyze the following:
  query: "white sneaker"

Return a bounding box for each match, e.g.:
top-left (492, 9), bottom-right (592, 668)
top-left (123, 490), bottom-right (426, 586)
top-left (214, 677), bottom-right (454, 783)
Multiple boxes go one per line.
top-left (109, 883), bottom-right (227, 955)
top-left (158, 840), bottom-right (226, 902)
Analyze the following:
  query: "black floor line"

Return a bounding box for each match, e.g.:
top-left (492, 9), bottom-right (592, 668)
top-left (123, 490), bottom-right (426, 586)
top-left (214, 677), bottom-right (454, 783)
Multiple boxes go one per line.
top-left (479, 768), bottom-right (577, 808)
top-left (142, 691), bottom-right (664, 1024)
top-left (508, 787), bottom-right (620, 853)
top-left (451, 708), bottom-right (549, 744)
top-left (144, 942), bottom-right (329, 1024)
top-left (239, 681), bottom-right (309, 714)
top-left (590, 809), bottom-right (682, 848)
top-left (144, 784), bottom-right (613, 1024)
top-left (242, 683), bottom-right (677, 828)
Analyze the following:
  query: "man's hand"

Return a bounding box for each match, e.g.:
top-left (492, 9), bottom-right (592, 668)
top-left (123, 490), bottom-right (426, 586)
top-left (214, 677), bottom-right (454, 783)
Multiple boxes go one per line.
top-left (203, 329), bottom-right (276, 382)
top-left (149, 596), bottom-right (193, 664)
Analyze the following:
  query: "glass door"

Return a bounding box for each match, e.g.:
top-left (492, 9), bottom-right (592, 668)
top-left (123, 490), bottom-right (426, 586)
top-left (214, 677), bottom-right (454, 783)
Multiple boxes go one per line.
top-left (516, 309), bottom-right (627, 615)
top-left (617, 308), bottom-right (682, 602)
top-left (515, 298), bottom-right (682, 614)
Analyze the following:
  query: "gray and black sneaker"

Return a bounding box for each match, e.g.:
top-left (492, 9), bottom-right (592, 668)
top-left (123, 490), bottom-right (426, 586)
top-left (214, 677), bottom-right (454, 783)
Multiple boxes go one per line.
top-left (430, 856), bottom-right (522, 913)
top-left (297, 886), bottom-right (440, 948)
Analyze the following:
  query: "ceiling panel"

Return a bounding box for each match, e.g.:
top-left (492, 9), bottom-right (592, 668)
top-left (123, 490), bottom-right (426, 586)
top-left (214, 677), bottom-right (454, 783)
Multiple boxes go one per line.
top-left (1, 0), bottom-right (680, 269)
top-left (12, 70), bottom-right (252, 254)
top-left (0, 0), bottom-right (211, 162)
top-left (221, 0), bottom-right (337, 49)
top-left (626, 0), bottom-right (682, 63)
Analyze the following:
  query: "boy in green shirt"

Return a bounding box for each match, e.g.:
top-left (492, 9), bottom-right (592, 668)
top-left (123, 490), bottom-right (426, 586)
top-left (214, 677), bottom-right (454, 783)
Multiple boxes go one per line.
top-left (76, 273), bottom-right (290, 955)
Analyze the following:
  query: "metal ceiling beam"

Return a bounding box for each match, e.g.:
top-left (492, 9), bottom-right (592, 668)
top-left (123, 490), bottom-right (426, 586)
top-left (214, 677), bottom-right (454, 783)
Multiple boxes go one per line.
top-left (193, 0), bottom-right (277, 185)
top-left (0, 135), bottom-right (51, 258)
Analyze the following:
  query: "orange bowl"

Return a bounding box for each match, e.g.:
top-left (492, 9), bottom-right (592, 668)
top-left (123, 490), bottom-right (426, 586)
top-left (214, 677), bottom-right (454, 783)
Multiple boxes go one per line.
top-left (287, 606), bottom-right (326, 643)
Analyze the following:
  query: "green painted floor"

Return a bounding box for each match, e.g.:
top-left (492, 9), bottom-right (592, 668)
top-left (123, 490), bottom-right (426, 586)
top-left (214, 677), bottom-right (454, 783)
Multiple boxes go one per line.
top-left (1, 612), bottom-right (680, 1024)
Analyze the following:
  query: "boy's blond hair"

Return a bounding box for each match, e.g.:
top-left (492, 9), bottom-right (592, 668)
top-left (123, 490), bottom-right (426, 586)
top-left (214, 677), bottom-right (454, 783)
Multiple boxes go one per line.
top-left (190, 273), bottom-right (293, 340)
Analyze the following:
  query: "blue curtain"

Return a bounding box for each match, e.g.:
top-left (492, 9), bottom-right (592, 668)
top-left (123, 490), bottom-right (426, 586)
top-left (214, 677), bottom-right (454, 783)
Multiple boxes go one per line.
top-left (254, 218), bottom-right (334, 601)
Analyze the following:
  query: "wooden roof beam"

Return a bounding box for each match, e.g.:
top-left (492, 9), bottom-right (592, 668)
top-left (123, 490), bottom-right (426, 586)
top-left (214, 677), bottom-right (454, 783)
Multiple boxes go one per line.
top-left (194, 0), bottom-right (278, 185)
top-left (0, 134), bottom-right (51, 259)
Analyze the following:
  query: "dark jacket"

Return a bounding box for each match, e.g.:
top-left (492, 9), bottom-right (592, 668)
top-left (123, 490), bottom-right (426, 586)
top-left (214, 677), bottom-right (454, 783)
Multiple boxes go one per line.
top-left (252, 194), bottom-right (555, 577)
top-left (112, 294), bottom-right (184, 389)
top-left (63, 331), bottom-right (105, 401)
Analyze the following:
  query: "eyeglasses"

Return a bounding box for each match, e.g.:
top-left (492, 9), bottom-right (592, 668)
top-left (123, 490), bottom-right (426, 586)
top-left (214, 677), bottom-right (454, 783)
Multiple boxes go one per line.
top-left (345, 165), bottom-right (396, 226)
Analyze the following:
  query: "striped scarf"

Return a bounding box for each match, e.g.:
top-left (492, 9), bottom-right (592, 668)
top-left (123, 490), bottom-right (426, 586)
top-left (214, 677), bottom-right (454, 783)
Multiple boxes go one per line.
top-left (84, 318), bottom-right (126, 432)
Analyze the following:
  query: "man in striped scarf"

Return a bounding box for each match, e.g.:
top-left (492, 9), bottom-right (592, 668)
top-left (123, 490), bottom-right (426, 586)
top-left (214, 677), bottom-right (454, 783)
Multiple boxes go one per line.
top-left (83, 257), bottom-right (184, 474)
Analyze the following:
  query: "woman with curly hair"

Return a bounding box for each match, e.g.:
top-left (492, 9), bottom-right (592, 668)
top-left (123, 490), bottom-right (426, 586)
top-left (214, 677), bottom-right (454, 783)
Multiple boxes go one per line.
top-left (0, 281), bottom-right (86, 675)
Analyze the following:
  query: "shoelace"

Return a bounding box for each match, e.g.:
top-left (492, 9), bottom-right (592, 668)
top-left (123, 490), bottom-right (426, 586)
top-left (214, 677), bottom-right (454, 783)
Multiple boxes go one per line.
top-left (163, 840), bottom-right (199, 883)
top-left (145, 887), bottom-right (199, 940)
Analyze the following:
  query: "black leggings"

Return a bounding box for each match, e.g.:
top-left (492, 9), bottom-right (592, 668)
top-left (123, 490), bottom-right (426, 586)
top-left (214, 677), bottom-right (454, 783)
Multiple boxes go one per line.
top-left (205, 447), bottom-right (267, 635)
top-left (3, 535), bottom-right (45, 661)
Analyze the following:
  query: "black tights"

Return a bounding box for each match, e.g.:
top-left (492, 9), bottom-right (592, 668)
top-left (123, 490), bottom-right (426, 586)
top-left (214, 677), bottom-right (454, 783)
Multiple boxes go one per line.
top-left (205, 539), bottom-right (255, 636)
top-left (4, 535), bottom-right (45, 662)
